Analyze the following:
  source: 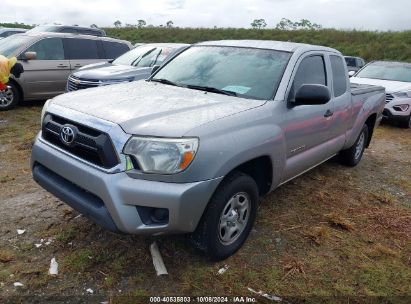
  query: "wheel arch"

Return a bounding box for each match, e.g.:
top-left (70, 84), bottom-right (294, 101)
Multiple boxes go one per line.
top-left (364, 113), bottom-right (377, 147)
top-left (8, 78), bottom-right (24, 101)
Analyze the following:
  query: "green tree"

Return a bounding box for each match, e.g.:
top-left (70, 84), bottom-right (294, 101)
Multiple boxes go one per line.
top-left (114, 20), bottom-right (122, 28)
top-left (251, 19), bottom-right (267, 30)
top-left (137, 19), bottom-right (147, 29)
top-left (166, 20), bottom-right (174, 28)
top-left (276, 18), bottom-right (322, 30)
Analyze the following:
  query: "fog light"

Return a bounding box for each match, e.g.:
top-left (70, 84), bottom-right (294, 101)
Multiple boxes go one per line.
top-left (151, 208), bottom-right (169, 223)
top-left (136, 206), bottom-right (169, 225)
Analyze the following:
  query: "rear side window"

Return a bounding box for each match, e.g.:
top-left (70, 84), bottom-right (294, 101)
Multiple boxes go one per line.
top-left (330, 55), bottom-right (347, 97)
top-left (82, 29), bottom-right (102, 36)
top-left (291, 55), bottom-right (326, 99)
top-left (25, 38), bottom-right (65, 60)
top-left (102, 41), bottom-right (129, 59)
top-left (0, 31), bottom-right (13, 37)
top-left (60, 28), bottom-right (78, 34)
top-left (65, 38), bottom-right (99, 59)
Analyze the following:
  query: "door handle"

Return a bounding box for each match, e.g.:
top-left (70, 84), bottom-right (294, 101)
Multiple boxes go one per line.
top-left (57, 64), bottom-right (69, 68)
top-left (324, 109), bottom-right (334, 118)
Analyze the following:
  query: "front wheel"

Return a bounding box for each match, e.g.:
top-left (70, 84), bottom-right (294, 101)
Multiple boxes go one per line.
top-left (339, 125), bottom-right (369, 167)
top-left (191, 172), bottom-right (259, 261)
top-left (0, 82), bottom-right (20, 111)
top-left (399, 114), bottom-right (411, 129)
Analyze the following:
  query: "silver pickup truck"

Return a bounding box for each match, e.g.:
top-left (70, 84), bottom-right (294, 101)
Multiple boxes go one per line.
top-left (31, 40), bottom-right (385, 260)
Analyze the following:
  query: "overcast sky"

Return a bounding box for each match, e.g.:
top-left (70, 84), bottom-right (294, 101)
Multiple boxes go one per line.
top-left (1, 0), bottom-right (411, 31)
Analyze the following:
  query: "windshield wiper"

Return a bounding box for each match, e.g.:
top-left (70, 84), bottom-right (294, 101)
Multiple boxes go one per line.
top-left (150, 78), bottom-right (181, 87)
top-left (185, 84), bottom-right (237, 96)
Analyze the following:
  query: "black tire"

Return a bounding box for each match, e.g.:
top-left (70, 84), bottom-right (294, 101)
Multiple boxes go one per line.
top-left (339, 125), bottom-right (369, 167)
top-left (399, 114), bottom-right (411, 129)
top-left (0, 82), bottom-right (20, 111)
top-left (191, 171), bottom-right (259, 261)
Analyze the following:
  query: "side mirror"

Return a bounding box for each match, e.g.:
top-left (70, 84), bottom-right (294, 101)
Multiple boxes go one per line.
top-left (293, 84), bottom-right (331, 106)
top-left (107, 59), bottom-right (114, 63)
top-left (151, 65), bottom-right (160, 75)
top-left (348, 71), bottom-right (356, 77)
top-left (21, 51), bottom-right (37, 61)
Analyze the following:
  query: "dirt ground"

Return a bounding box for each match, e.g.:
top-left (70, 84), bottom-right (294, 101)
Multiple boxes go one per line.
top-left (0, 102), bottom-right (410, 303)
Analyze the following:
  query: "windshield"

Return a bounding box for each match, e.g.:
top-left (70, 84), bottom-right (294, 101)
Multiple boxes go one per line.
top-left (356, 62), bottom-right (411, 82)
top-left (0, 35), bottom-right (31, 57)
top-left (152, 46), bottom-right (291, 100)
top-left (27, 26), bottom-right (56, 33)
top-left (113, 45), bottom-right (173, 67)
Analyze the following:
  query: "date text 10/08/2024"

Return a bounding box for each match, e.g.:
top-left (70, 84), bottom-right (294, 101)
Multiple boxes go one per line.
top-left (149, 296), bottom-right (258, 303)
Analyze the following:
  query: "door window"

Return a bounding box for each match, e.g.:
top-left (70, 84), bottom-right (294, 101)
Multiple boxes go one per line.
top-left (65, 38), bottom-right (99, 59)
top-left (330, 55), bottom-right (347, 97)
top-left (25, 38), bottom-right (65, 60)
top-left (290, 55), bottom-right (327, 100)
top-left (102, 41), bottom-right (130, 59)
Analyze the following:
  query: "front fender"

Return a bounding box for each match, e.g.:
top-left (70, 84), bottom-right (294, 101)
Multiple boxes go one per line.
top-left (186, 108), bottom-right (286, 189)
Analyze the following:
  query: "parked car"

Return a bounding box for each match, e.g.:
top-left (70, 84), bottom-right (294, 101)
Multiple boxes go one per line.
top-left (351, 61), bottom-right (411, 128)
top-left (0, 32), bottom-right (132, 110)
top-left (32, 40), bottom-right (385, 260)
top-left (344, 56), bottom-right (365, 75)
top-left (67, 43), bottom-right (188, 91)
top-left (28, 25), bottom-right (106, 37)
top-left (0, 27), bottom-right (27, 39)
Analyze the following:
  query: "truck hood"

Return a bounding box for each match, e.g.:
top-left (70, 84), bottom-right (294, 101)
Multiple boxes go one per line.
top-left (51, 81), bottom-right (267, 137)
top-left (73, 63), bottom-right (152, 81)
top-left (351, 77), bottom-right (411, 93)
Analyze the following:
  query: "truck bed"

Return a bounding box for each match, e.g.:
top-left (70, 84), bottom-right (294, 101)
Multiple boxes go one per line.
top-left (350, 83), bottom-right (385, 96)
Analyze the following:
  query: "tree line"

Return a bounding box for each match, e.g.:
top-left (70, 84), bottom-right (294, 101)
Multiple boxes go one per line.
top-left (251, 18), bottom-right (322, 30)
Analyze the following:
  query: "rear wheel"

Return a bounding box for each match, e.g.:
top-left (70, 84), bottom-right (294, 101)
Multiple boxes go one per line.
top-left (339, 125), bottom-right (369, 167)
top-left (0, 82), bottom-right (20, 111)
top-left (191, 172), bottom-right (259, 261)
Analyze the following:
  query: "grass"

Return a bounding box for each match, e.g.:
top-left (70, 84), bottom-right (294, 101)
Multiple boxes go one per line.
top-left (0, 106), bottom-right (410, 301)
top-left (55, 227), bottom-right (77, 244)
top-left (104, 27), bottom-right (411, 62)
top-left (0, 250), bottom-right (14, 263)
top-left (3, 21), bottom-right (411, 62)
top-left (63, 248), bottom-right (94, 272)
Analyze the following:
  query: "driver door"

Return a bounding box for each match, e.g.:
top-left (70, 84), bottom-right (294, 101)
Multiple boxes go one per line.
top-left (281, 53), bottom-right (335, 182)
top-left (19, 37), bottom-right (70, 99)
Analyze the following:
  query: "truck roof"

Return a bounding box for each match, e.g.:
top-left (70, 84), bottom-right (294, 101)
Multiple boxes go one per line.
top-left (197, 40), bottom-right (340, 54)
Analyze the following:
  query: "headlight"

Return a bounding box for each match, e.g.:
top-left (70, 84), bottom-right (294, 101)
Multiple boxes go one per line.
top-left (393, 104), bottom-right (410, 112)
top-left (41, 99), bottom-right (51, 125)
top-left (123, 137), bottom-right (199, 174)
top-left (393, 91), bottom-right (411, 98)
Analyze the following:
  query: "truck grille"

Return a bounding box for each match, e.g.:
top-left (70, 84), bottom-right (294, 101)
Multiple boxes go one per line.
top-left (67, 75), bottom-right (100, 91)
top-left (386, 93), bottom-right (394, 103)
top-left (41, 114), bottom-right (119, 169)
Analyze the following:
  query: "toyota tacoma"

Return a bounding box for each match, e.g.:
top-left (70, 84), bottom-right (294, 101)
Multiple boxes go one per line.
top-left (31, 40), bottom-right (385, 260)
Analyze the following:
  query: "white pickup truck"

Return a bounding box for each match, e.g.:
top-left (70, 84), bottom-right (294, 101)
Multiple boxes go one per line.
top-left (31, 40), bottom-right (386, 260)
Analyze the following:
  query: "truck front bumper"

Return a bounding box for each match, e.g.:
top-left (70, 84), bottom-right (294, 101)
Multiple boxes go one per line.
top-left (31, 135), bottom-right (223, 235)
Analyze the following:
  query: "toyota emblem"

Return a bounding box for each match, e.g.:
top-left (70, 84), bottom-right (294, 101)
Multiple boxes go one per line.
top-left (60, 126), bottom-right (75, 145)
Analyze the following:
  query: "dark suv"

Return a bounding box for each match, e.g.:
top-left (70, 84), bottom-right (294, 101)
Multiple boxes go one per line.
top-left (27, 25), bottom-right (106, 37)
